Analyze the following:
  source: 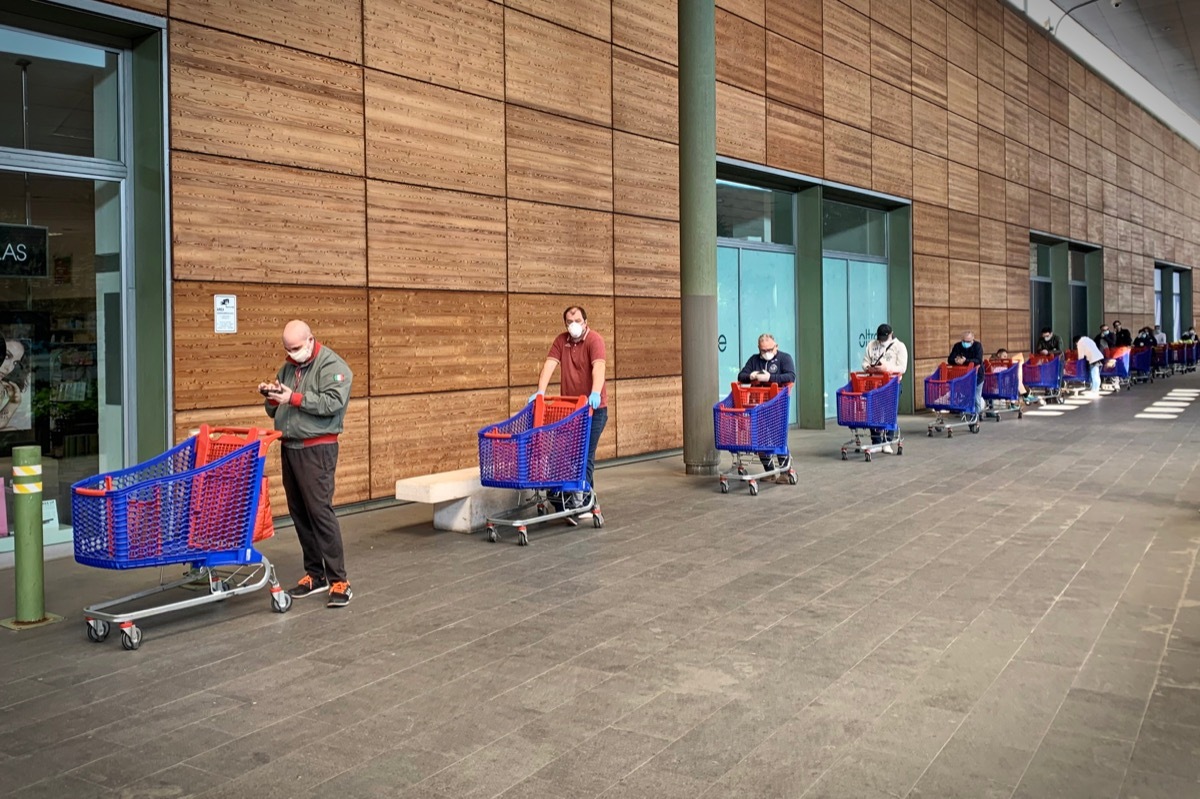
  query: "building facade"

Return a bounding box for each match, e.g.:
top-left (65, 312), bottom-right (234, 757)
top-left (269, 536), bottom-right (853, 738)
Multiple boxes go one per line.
top-left (1, 0), bottom-right (1199, 550)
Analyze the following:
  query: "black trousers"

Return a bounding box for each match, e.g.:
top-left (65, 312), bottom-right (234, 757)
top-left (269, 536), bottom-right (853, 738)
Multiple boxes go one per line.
top-left (281, 443), bottom-right (347, 583)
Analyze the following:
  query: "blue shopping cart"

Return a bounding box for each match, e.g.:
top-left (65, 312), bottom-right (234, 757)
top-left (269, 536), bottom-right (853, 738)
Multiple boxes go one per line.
top-left (479, 395), bottom-right (602, 546)
top-left (982, 359), bottom-right (1023, 421)
top-left (1100, 346), bottom-right (1132, 391)
top-left (1022, 354), bottom-right (1064, 404)
top-left (1130, 346), bottom-right (1153, 384)
top-left (72, 426), bottom-right (288, 651)
top-left (714, 382), bottom-right (794, 495)
top-left (836, 372), bottom-right (903, 461)
top-left (925, 364), bottom-right (980, 437)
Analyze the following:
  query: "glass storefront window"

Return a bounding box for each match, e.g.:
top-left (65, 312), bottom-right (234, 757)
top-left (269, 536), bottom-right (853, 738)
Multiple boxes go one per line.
top-left (0, 28), bottom-right (120, 160)
top-left (1030, 243), bottom-right (1050, 278)
top-left (0, 171), bottom-right (124, 538)
top-left (716, 181), bottom-right (795, 245)
top-left (1069, 249), bottom-right (1086, 282)
top-left (822, 201), bottom-right (886, 258)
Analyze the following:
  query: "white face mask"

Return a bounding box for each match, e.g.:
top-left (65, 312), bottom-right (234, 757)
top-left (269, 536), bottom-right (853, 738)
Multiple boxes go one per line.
top-left (290, 341), bottom-right (313, 364)
top-left (567, 321), bottom-right (585, 339)
top-left (760, 349), bottom-right (776, 361)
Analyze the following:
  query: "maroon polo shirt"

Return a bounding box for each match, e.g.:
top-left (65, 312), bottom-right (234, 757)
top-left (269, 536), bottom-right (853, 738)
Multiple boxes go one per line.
top-left (548, 329), bottom-right (607, 408)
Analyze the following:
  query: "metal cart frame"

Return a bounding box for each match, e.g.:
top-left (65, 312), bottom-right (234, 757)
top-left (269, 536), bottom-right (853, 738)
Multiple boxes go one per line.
top-left (925, 364), bottom-right (980, 437)
top-left (837, 372), bottom-right (903, 462)
top-left (982, 359), bottom-right (1023, 421)
top-left (714, 382), bottom-right (795, 494)
top-left (479, 396), bottom-right (603, 546)
top-left (1023, 355), bottom-right (1065, 404)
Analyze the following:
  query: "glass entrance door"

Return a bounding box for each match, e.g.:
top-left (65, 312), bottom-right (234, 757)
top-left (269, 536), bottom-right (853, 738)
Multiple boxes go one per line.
top-left (821, 257), bottom-right (888, 417)
top-left (717, 245), bottom-right (797, 423)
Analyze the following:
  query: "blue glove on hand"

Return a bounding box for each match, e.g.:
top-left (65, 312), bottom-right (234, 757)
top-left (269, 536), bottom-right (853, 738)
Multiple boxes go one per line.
top-left (527, 390), bottom-right (544, 405)
top-left (588, 391), bottom-right (601, 409)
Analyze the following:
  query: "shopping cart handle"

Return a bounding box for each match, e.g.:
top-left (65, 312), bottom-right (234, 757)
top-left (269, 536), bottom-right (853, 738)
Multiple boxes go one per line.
top-left (716, 406), bottom-right (748, 413)
top-left (483, 432), bottom-right (512, 439)
top-left (75, 476), bottom-right (114, 497)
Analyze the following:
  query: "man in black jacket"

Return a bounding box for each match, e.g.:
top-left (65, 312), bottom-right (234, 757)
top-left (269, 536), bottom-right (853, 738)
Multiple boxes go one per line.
top-left (738, 334), bottom-right (795, 478)
top-left (948, 330), bottom-right (985, 414)
top-left (1112, 321), bottom-right (1133, 347)
top-left (1035, 327), bottom-right (1062, 355)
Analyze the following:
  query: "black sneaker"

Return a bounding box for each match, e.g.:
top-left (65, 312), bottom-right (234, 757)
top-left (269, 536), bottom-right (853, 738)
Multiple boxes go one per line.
top-left (287, 574), bottom-right (329, 599)
top-left (327, 581), bottom-right (353, 608)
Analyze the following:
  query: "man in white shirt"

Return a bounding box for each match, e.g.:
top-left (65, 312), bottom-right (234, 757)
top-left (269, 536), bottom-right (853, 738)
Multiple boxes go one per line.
top-left (862, 324), bottom-right (907, 450)
top-left (1074, 334), bottom-right (1106, 397)
top-left (1153, 325), bottom-right (1168, 345)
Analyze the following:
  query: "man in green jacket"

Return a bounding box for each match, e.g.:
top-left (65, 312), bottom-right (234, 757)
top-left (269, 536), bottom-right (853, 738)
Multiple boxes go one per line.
top-left (259, 320), bottom-right (354, 608)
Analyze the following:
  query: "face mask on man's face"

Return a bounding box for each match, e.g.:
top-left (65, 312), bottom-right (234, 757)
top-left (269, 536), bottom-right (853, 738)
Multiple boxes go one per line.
top-left (962, 340), bottom-right (973, 348)
top-left (760, 349), bottom-right (776, 360)
top-left (567, 321), bottom-right (585, 339)
top-left (290, 341), bottom-right (313, 364)
top-left (1043, 334), bottom-right (1051, 341)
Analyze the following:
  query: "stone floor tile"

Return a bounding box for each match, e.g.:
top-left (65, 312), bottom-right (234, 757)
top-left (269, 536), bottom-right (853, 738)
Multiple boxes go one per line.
top-left (532, 727), bottom-right (666, 795)
top-left (1128, 721), bottom-right (1200, 781)
top-left (1050, 688), bottom-right (1149, 742)
top-left (1012, 731), bottom-right (1132, 799)
top-left (1118, 769), bottom-right (1200, 799)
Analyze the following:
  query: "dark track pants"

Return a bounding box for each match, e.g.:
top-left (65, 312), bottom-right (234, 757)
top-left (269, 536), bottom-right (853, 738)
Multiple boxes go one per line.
top-left (281, 443), bottom-right (347, 582)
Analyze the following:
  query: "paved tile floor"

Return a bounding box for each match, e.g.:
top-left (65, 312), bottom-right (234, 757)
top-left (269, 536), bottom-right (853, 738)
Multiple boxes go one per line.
top-left (2, 377), bottom-right (1200, 799)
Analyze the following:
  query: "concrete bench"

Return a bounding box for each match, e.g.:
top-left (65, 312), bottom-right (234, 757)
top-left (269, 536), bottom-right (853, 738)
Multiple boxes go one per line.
top-left (394, 467), bottom-right (513, 534)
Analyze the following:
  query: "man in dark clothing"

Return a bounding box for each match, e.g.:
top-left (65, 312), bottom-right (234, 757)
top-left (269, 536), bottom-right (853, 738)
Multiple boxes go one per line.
top-left (738, 334), bottom-right (795, 480)
top-left (948, 330), bottom-right (985, 414)
top-left (1095, 324), bottom-right (1114, 351)
top-left (1133, 327), bottom-right (1156, 348)
top-left (1112, 321), bottom-right (1133, 347)
top-left (260, 320), bottom-right (354, 608)
top-left (1035, 327), bottom-right (1062, 355)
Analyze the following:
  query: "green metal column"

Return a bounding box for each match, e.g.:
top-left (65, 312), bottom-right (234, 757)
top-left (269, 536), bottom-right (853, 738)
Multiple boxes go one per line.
top-left (1049, 243), bottom-right (1070, 340)
top-left (1, 447), bottom-right (62, 630)
top-left (795, 186), bottom-right (825, 429)
top-left (887, 205), bottom-right (915, 414)
top-left (1180, 270), bottom-right (1193, 333)
top-left (1085, 250), bottom-right (1104, 337)
top-left (678, 0), bottom-right (719, 474)
top-left (1161, 267), bottom-right (1176, 342)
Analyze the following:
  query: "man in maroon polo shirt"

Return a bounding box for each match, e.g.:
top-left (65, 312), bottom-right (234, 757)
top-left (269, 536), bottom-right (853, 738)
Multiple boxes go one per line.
top-left (529, 306), bottom-right (608, 505)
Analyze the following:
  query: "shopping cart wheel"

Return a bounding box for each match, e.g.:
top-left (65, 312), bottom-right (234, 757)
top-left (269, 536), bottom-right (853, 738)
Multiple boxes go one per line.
top-left (736, 464), bottom-right (747, 476)
top-left (787, 470), bottom-right (798, 485)
top-left (927, 428), bottom-right (933, 437)
top-left (120, 625), bottom-right (142, 651)
top-left (487, 525), bottom-right (498, 543)
top-left (85, 619), bottom-right (110, 643)
top-left (592, 512), bottom-right (604, 528)
top-left (969, 423), bottom-right (980, 434)
top-left (864, 451), bottom-right (873, 462)
top-left (271, 590), bottom-right (293, 614)
top-left (537, 503), bottom-right (546, 515)
top-left (896, 444), bottom-right (903, 456)
top-left (517, 527), bottom-right (529, 546)
top-left (840, 449), bottom-right (847, 460)
top-left (719, 480), bottom-right (729, 493)
top-left (748, 480), bottom-right (758, 496)
top-left (1017, 410), bottom-right (1023, 419)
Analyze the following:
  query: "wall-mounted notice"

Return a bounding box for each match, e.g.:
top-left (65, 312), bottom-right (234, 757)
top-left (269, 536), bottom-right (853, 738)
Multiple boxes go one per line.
top-left (214, 294), bottom-right (237, 334)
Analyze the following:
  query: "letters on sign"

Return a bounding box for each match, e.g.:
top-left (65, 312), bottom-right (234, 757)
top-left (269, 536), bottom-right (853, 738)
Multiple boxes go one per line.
top-left (0, 224), bottom-right (49, 279)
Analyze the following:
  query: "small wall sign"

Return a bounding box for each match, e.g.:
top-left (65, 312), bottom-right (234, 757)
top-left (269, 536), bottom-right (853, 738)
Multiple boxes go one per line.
top-left (214, 294), bottom-right (237, 334)
top-left (0, 223), bottom-right (49, 279)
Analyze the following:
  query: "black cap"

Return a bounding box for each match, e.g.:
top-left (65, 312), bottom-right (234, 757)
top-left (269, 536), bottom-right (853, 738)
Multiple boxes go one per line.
top-left (876, 324), bottom-right (892, 340)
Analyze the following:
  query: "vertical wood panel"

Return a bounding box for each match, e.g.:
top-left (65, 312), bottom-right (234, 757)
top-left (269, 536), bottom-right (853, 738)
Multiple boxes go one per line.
top-left (824, 119), bottom-right (873, 187)
top-left (369, 390), bottom-right (508, 490)
top-left (614, 48), bottom-right (680, 143)
top-left (366, 181), bottom-right (506, 291)
top-left (506, 9), bottom-right (613, 126)
top-left (823, 59), bottom-right (872, 130)
top-left (823, 0), bottom-right (870, 73)
top-left (871, 0), bottom-right (911, 38)
top-left (174, 0), bottom-right (362, 62)
top-left (767, 33), bottom-right (823, 114)
top-left (948, 210), bottom-right (979, 260)
top-left (767, 102), bottom-right (825, 177)
top-left (365, 71), bottom-right (505, 194)
top-left (914, 255), bottom-right (949, 306)
top-left (979, 265), bottom-right (1008, 309)
top-left (717, 82), bottom-right (768, 162)
top-left (505, 0), bottom-right (611, 39)
top-left (872, 79), bottom-right (913, 145)
top-left (914, 202), bottom-right (949, 257)
top-left (767, 0), bottom-right (823, 51)
top-left (363, 0), bottom-right (503, 98)
top-left (914, 306), bottom-right (950, 360)
top-left (911, 46), bottom-right (948, 108)
top-left (615, 298), bottom-right (682, 379)
top-left (614, 133), bottom-right (680, 220)
top-left (508, 201), bottom-right (614, 296)
top-left (614, 216), bottom-right (680, 298)
top-left (913, 151), bottom-right (949, 205)
top-left (173, 153), bottom-right (366, 286)
top-left (872, 136), bottom-right (913, 197)
top-left (369, 290), bottom-right (508, 395)
top-left (507, 106), bottom-right (614, 210)
top-left (717, 8), bottom-right (767, 93)
top-left (948, 162), bottom-right (979, 215)
top-left (912, 97), bottom-right (948, 157)
top-left (173, 282), bottom-right (369, 410)
top-left (871, 21), bottom-right (912, 91)
top-left (171, 22), bottom-right (364, 174)
top-left (911, 0), bottom-right (947, 58)
top-left (616, 377), bottom-right (682, 457)
top-left (948, 259), bottom-right (980, 307)
top-left (613, 0), bottom-right (677, 64)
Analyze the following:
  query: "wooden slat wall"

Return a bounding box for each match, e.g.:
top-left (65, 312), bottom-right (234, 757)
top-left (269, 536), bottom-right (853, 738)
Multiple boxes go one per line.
top-left (168, 0), bottom-right (1200, 507)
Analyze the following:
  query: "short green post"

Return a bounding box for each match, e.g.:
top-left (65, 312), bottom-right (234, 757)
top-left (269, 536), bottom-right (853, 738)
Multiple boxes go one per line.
top-left (2, 446), bottom-right (63, 630)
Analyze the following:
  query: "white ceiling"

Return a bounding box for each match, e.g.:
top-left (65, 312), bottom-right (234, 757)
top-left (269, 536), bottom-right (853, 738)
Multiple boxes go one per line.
top-left (1048, 0), bottom-right (1200, 123)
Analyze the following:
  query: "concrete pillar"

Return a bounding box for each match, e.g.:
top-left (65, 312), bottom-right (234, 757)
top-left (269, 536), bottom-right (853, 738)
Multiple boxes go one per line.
top-left (678, 0), bottom-right (719, 475)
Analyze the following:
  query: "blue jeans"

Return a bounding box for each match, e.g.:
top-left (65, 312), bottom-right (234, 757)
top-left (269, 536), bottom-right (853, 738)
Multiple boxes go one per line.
top-left (974, 380), bottom-right (985, 414)
top-left (586, 406), bottom-right (607, 490)
top-left (1089, 362), bottom-right (1101, 392)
